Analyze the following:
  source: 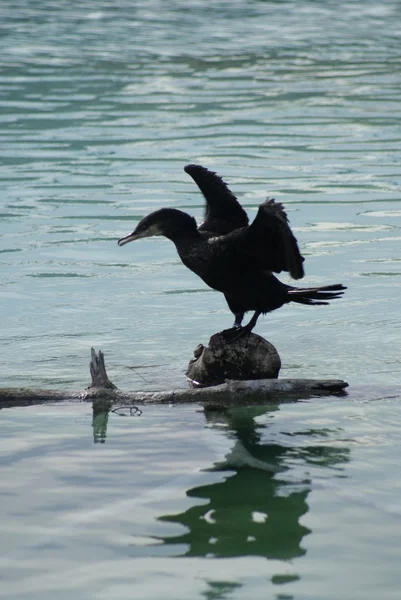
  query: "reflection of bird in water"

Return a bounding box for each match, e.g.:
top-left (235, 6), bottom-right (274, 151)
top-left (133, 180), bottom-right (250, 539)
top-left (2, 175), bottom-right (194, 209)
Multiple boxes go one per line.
top-left (118, 164), bottom-right (346, 334)
top-left (155, 405), bottom-right (351, 561)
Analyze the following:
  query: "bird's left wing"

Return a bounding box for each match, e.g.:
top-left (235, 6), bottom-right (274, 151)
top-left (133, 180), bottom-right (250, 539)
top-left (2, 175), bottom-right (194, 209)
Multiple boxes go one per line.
top-left (184, 164), bottom-right (249, 235)
top-left (236, 198), bottom-right (305, 279)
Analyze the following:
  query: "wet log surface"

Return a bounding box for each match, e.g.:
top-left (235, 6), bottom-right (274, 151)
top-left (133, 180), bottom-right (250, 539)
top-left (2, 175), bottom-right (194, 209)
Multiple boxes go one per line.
top-left (0, 347), bottom-right (348, 409)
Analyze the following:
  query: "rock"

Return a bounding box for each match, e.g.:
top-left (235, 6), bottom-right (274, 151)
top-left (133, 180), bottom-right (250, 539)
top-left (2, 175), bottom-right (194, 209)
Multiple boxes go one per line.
top-left (186, 330), bottom-right (281, 387)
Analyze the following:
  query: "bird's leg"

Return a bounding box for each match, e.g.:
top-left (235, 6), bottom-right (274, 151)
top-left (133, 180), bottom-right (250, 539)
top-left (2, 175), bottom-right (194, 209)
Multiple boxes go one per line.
top-left (233, 312), bottom-right (244, 328)
top-left (219, 312), bottom-right (243, 342)
top-left (222, 311), bottom-right (262, 343)
top-left (243, 310), bottom-right (262, 333)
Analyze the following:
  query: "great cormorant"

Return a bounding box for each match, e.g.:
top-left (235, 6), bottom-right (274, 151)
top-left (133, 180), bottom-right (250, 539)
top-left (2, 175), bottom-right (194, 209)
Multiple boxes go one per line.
top-left (118, 165), bottom-right (346, 333)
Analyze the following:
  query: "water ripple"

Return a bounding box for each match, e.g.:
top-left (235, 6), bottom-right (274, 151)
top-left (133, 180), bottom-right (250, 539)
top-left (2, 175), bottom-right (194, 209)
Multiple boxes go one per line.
top-left (0, 0), bottom-right (400, 390)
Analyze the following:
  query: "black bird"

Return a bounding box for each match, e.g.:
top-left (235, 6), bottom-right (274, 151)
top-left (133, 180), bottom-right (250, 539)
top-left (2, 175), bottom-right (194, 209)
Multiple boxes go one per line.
top-left (118, 165), bottom-right (346, 334)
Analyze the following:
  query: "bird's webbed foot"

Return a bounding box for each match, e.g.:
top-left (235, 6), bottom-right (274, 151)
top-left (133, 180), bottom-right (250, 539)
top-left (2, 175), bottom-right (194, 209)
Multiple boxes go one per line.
top-left (220, 326), bottom-right (247, 343)
top-left (220, 324), bottom-right (256, 343)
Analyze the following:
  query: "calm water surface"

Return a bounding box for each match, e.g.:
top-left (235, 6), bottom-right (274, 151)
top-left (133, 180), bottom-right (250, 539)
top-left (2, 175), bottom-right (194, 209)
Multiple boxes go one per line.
top-left (0, 0), bottom-right (400, 598)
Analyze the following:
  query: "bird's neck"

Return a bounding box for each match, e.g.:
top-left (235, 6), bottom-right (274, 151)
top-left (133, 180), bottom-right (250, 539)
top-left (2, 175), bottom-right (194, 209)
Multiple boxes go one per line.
top-left (169, 230), bottom-right (203, 251)
top-left (163, 215), bottom-right (202, 245)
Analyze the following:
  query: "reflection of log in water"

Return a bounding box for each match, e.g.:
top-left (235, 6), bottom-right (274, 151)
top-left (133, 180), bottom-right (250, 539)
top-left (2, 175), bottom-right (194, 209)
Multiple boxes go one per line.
top-left (92, 397), bottom-right (112, 444)
top-left (156, 406), bottom-right (351, 560)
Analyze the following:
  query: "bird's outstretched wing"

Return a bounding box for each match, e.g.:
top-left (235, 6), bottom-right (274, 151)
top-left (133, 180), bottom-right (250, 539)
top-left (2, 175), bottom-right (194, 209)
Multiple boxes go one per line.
top-left (237, 198), bottom-right (305, 279)
top-left (184, 164), bottom-right (249, 235)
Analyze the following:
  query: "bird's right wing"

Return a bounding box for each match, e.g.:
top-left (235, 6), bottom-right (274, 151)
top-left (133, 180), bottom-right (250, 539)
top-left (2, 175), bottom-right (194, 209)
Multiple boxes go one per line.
top-left (184, 164), bottom-right (249, 235)
top-left (236, 198), bottom-right (305, 279)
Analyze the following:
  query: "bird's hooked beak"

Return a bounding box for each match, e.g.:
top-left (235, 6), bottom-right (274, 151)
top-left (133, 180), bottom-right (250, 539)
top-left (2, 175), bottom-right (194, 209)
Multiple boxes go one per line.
top-left (118, 231), bottom-right (146, 246)
top-left (118, 223), bottom-right (161, 246)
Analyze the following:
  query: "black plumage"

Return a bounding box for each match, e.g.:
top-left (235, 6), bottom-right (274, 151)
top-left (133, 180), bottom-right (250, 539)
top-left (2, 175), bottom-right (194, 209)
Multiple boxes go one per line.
top-left (118, 165), bottom-right (346, 333)
top-left (184, 163), bottom-right (249, 235)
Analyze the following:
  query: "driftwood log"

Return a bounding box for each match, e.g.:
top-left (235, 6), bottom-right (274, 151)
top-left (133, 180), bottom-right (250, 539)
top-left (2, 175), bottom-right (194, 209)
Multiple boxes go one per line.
top-left (0, 347), bottom-right (348, 409)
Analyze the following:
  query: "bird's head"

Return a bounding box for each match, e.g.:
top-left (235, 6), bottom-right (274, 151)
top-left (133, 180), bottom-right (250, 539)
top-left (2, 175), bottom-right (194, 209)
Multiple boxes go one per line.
top-left (118, 208), bottom-right (197, 246)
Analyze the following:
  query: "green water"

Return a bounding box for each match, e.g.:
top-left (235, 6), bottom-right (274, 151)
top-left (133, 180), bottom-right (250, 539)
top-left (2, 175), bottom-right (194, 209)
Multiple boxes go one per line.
top-left (1, 0), bottom-right (401, 597)
top-left (2, 390), bottom-right (401, 599)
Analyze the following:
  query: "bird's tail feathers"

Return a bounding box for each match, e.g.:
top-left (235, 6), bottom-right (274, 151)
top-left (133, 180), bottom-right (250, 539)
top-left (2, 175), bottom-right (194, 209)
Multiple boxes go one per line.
top-left (287, 284), bottom-right (346, 305)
